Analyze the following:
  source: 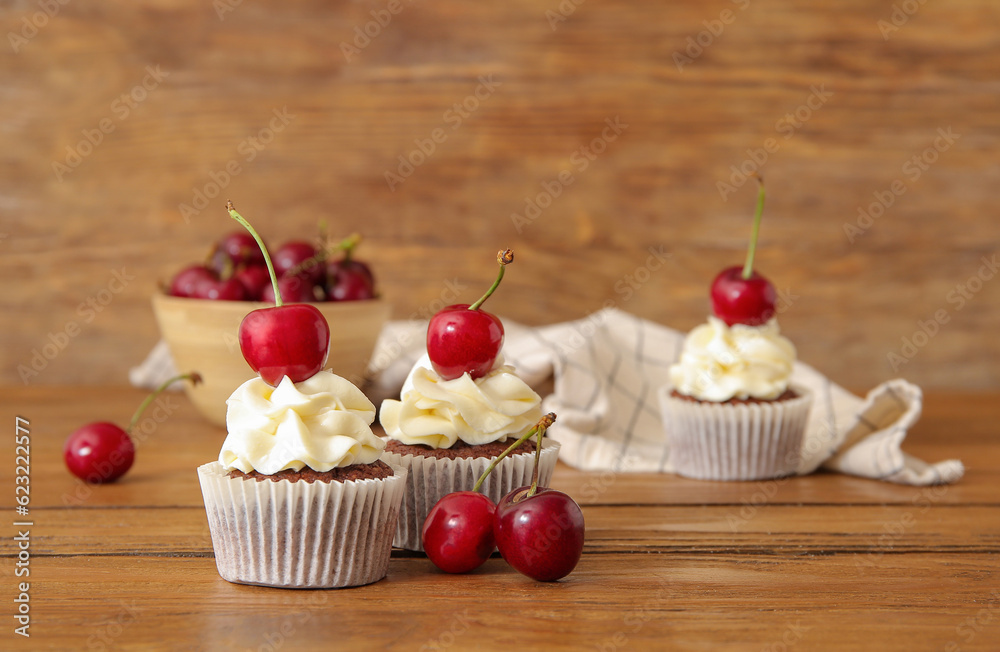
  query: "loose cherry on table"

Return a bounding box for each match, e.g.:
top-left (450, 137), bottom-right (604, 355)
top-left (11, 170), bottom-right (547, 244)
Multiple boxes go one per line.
top-left (494, 485), bottom-right (585, 582)
top-left (421, 413), bottom-right (586, 581)
top-left (64, 373), bottom-right (201, 483)
top-left (227, 200), bottom-right (331, 386)
top-left (422, 491), bottom-right (497, 574)
top-left (426, 249), bottom-right (512, 381)
top-left (709, 174), bottom-right (778, 326)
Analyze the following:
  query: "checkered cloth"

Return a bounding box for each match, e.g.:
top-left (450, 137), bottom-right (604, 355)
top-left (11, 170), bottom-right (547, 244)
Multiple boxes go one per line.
top-left (133, 308), bottom-right (963, 485)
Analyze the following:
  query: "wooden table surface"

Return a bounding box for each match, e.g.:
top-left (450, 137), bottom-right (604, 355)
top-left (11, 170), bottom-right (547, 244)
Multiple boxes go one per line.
top-left (2, 385), bottom-right (998, 651)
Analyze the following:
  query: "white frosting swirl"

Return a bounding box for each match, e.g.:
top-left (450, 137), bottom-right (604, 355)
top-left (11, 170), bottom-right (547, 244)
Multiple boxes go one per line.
top-left (220, 371), bottom-right (385, 474)
top-left (668, 316), bottom-right (796, 402)
top-left (380, 354), bottom-right (542, 449)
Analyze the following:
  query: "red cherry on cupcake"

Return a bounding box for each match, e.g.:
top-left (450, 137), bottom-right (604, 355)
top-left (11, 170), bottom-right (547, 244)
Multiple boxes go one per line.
top-left (710, 174), bottom-right (777, 326)
top-left (64, 373), bottom-right (201, 483)
top-left (227, 201), bottom-right (331, 386)
top-left (422, 491), bottom-right (497, 574)
top-left (426, 249), bottom-right (512, 381)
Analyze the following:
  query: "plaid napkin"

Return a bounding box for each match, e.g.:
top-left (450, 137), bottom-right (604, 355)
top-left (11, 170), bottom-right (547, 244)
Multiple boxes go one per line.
top-left (133, 308), bottom-right (963, 485)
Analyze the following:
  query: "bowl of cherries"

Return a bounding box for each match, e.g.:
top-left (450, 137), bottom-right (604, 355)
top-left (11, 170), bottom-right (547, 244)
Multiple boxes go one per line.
top-left (152, 201), bottom-right (390, 427)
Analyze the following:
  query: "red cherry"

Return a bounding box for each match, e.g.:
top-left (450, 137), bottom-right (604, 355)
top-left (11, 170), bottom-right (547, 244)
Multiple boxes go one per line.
top-left (326, 259), bottom-right (375, 301)
top-left (426, 250), bottom-right (512, 381)
top-left (169, 265), bottom-right (214, 298)
top-left (64, 422), bottom-right (135, 483)
top-left (422, 491), bottom-right (497, 573)
top-left (710, 174), bottom-right (777, 326)
top-left (227, 201), bottom-right (332, 385)
top-left (239, 303), bottom-right (330, 385)
top-left (710, 266), bottom-right (777, 326)
top-left (63, 373), bottom-right (200, 484)
top-left (191, 274), bottom-right (247, 301)
top-left (274, 241), bottom-right (324, 286)
top-left (261, 275), bottom-right (319, 304)
top-left (427, 304), bottom-right (504, 380)
top-left (233, 264), bottom-right (272, 301)
top-left (494, 486), bottom-right (585, 582)
top-left (217, 231), bottom-right (265, 267)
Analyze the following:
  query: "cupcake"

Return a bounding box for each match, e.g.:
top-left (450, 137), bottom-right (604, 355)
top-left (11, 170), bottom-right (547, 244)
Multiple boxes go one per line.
top-left (380, 353), bottom-right (560, 551)
top-left (661, 177), bottom-right (812, 481)
top-left (196, 202), bottom-right (405, 588)
top-left (661, 316), bottom-right (812, 481)
top-left (198, 371), bottom-right (407, 588)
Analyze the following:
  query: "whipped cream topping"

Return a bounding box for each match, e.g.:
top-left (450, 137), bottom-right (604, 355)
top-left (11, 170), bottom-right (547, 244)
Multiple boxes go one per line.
top-left (668, 316), bottom-right (796, 402)
top-left (380, 354), bottom-right (543, 449)
top-left (220, 371), bottom-right (385, 474)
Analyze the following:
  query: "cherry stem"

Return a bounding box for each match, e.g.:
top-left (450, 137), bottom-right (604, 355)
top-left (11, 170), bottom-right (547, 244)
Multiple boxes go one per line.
top-left (227, 200), bottom-right (282, 307)
top-left (127, 372), bottom-right (201, 435)
top-left (471, 413), bottom-right (556, 493)
top-left (525, 416), bottom-right (547, 499)
top-left (336, 233), bottom-right (362, 262)
top-left (468, 249), bottom-right (514, 312)
top-left (741, 174), bottom-right (766, 281)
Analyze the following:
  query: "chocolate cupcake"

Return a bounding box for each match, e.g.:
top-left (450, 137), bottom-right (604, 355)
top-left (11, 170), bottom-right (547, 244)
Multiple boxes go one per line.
top-left (198, 371), bottom-right (406, 588)
top-left (379, 354), bottom-right (559, 551)
top-left (661, 316), bottom-right (812, 481)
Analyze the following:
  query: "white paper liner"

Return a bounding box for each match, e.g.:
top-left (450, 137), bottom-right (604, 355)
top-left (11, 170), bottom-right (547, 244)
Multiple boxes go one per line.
top-left (659, 385), bottom-right (813, 481)
top-left (380, 438), bottom-right (561, 551)
top-left (197, 461), bottom-right (406, 588)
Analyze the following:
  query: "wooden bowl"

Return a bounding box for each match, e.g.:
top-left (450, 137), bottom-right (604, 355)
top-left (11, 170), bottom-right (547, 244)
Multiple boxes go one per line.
top-left (151, 293), bottom-right (391, 428)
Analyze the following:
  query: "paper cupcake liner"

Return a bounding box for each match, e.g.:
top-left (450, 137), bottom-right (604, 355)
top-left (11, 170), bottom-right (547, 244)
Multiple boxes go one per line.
top-left (380, 438), bottom-right (561, 551)
top-left (659, 385), bottom-right (813, 481)
top-left (197, 461), bottom-right (406, 588)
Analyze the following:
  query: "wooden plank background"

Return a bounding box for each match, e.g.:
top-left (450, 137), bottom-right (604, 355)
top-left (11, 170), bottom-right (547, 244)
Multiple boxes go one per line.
top-left (1, 0), bottom-right (997, 389)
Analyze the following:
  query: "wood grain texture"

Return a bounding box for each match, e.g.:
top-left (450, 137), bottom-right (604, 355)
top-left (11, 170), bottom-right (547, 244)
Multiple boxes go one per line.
top-left (1, 384), bottom-right (998, 650)
top-left (0, 0), bottom-right (998, 389)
